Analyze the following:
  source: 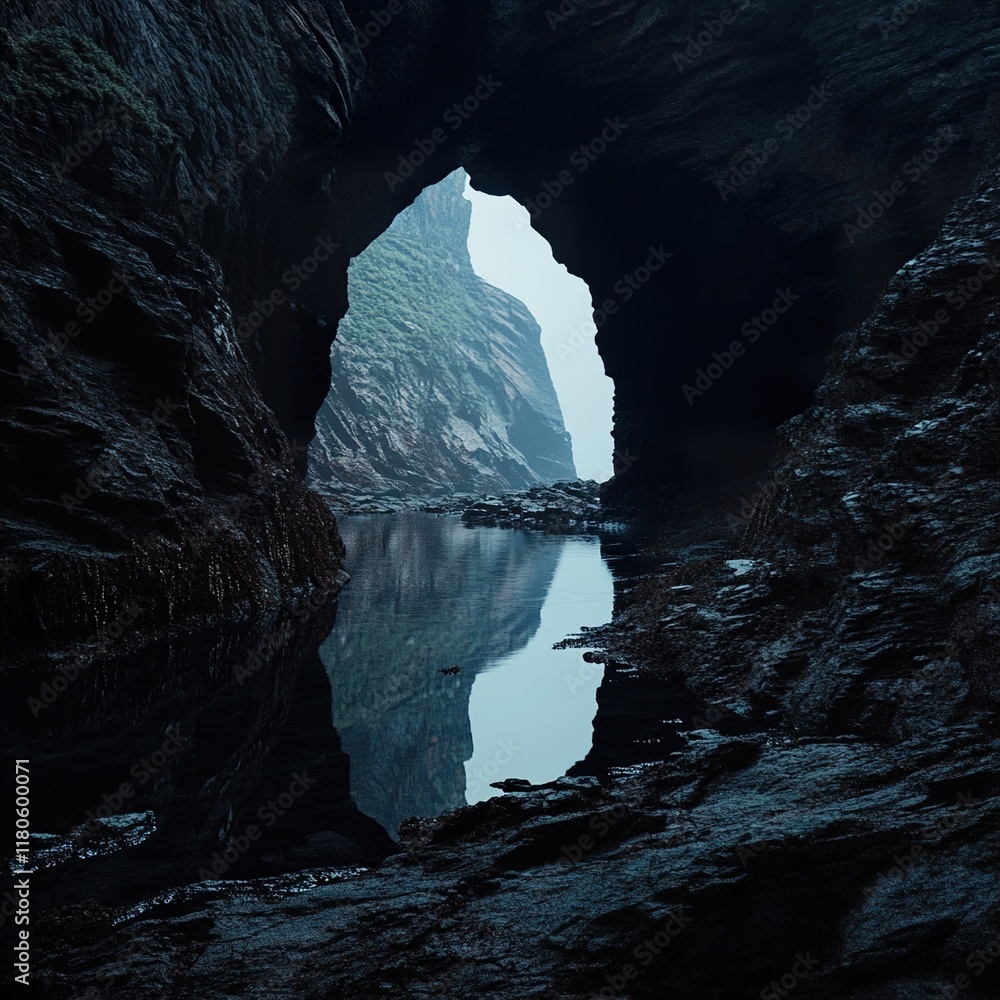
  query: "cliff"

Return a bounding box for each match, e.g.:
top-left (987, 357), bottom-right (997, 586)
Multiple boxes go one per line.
top-left (0, 1), bottom-right (366, 666)
top-left (309, 170), bottom-right (576, 499)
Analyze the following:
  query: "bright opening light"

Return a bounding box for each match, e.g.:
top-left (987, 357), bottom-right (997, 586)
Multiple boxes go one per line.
top-left (463, 175), bottom-right (615, 483)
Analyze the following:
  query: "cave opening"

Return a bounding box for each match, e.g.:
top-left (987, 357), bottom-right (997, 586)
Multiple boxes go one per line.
top-left (306, 170), bottom-right (620, 824)
top-left (308, 168), bottom-right (613, 501)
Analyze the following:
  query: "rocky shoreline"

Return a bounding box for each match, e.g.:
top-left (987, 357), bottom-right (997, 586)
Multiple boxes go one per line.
top-left (33, 153), bottom-right (1000, 998)
top-left (322, 479), bottom-right (608, 534)
top-left (455, 480), bottom-right (604, 533)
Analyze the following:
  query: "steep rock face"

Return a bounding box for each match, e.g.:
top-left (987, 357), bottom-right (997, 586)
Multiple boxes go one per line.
top-left (598, 159), bottom-right (1000, 741)
top-left (309, 170), bottom-right (576, 498)
top-left (0, 0), bottom-right (367, 664)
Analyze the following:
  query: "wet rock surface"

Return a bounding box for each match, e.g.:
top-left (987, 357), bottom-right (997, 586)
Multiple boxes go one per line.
top-left (321, 479), bottom-right (605, 531)
top-left (456, 480), bottom-right (604, 532)
top-left (35, 730), bottom-right (1000, 999)
top-left (0, 0), bottom-right (364, 663)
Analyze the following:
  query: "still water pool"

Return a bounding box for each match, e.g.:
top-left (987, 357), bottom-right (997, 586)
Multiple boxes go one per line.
top-left (5, 512), bottom-right (617, 917)
top-left (321, 513), bottom-right (614, 836)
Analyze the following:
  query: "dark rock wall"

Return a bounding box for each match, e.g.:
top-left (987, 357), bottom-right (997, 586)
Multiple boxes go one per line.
top-left (455, 0), bottom-right (1000, 487)
top-left (0, 1), bottom-right (365, 663)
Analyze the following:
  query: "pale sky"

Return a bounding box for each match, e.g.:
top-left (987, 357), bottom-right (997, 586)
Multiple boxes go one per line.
top-left (465, 536), bottom-right (612, 802)
top-left (463, 173), bottom-right (615, 483)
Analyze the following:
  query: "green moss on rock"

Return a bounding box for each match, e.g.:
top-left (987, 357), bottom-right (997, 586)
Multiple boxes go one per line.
top-left (1, 27), bottom-right (173, 144)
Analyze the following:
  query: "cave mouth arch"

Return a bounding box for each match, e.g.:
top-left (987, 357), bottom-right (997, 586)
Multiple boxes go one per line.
top-left (307, 168), bottom-right (610, 500)
top-left (259, 0), bottom-right (988, 497)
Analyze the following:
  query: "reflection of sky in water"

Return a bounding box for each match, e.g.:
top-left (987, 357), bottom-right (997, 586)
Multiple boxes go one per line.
top-left (321, 514), bottom-right (612, 837)
top-left (465, 540), bottom-right (612, 803)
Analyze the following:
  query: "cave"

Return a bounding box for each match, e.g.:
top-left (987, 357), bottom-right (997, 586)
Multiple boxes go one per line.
top-left (2, 2), bottom-right (999, 997)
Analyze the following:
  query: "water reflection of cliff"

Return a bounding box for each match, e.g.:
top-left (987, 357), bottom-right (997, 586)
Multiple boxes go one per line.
top-left (321, 513), bottom-right (562, 837)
